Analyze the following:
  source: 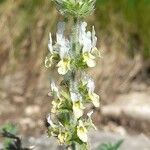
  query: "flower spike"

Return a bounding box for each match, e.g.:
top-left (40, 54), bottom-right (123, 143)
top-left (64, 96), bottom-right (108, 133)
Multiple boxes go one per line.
top-left (46, 0), bottom-right (100, 149)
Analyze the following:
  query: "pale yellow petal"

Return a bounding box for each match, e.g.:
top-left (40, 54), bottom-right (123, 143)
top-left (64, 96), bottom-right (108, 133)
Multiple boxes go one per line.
top-left (91, 47), bottom-right (101, 57)
top-left (57, 59), bottom-right (70, 75)
top-left (88, 53), bottom-right (95, 59)
top-left (58, 66), bottom-right (67, 75)
top-left (77, 121), bottom-right (88, 143)
top-left (58, 132), bottom-right (66, 144)
top-left (83, 52), bottom-right (96, 67)
top-left (45, 56), bottom-right (53, 68)
top-left (89, 93), bottom-right (100, 107)
top-left (86, 58), bottom-right (96, 67)
top-left (73, 101), bottom-right (84, 119)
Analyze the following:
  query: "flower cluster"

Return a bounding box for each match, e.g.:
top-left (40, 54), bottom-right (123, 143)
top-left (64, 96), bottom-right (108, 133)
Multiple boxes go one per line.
top-left (46, 75), bottom-right (99, 145)
top-left (46, 0), bottom-right (100, 149)
top-left (53, 0), bottom-right (96, 17)
top-left (45, 21), bottom-right (100, 75)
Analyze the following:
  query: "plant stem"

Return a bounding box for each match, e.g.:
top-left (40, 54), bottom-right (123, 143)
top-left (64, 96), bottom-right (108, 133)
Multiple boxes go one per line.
top-left (72, 17), bottom-right (79, 56)
top-left (67, 17), bottom-right (80, 150)
top-left (70, 142), bottom-right (76, 150)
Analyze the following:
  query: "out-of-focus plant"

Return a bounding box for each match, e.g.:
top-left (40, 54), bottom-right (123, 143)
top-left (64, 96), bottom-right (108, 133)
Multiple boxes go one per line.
top-left (0, 123), bottom-right (30, 150)
top-left (96, 139), bottom-right (124, 150)
top-left (45, 0), bottom-right (100, 149)
top-left (0, 123), bottom-right (17, 149)
top-left (96, 0), bottom-right (150, 58)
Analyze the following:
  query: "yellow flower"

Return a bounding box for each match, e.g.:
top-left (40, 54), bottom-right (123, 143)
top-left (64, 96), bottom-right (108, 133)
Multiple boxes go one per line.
top-left (89, 92), bottom-right (100, 107)
top-left (45, 55), bottom-right (53, 68)
top-left (91, 47), bottom-right (101, 58)
top-left (73, 100), bottom-right (84, 119)
top-left (79, 22), bottom-right (98, 68)
top-left (86, 77), bottom-right (100, 107)
top-left (51, 98), bottom-right (63, 113)
top-left (77, 120), bottom-right (88, 143)
top-left (58, 132), bottom-right (67, 144)
top-left (87, 111), bottom-right (97, 130)
top-left (58, 132), bottom-right (66, 144)
top-left (71, 92), bottom-right (85, 119)
top-left (83, 52), bottom-right (96, 67)
top-left (57, 58), bottom-right (71, 75)
top-left (51, 100), bottom-right (57, 113)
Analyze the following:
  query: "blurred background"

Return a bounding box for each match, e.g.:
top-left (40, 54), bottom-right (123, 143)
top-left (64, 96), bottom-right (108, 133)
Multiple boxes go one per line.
top-left (0, 0), bottom-right (150, 139)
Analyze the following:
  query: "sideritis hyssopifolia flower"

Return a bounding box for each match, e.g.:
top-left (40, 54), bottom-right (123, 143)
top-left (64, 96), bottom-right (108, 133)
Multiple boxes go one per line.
top-left (45, 0), bottom-right (100, 149)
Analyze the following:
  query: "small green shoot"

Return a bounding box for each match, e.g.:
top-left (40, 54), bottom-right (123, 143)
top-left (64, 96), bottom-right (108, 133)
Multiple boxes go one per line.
top-left (96, 139), bottom-right (124, 150)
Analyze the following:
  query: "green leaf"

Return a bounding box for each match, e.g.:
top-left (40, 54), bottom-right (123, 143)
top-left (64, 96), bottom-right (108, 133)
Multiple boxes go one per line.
top-left (96, 139), bottom-right (124, 150)
top-left (0, 123), bottom-right (17, 150)
top-left (0, 123), bottom-right (17, 135)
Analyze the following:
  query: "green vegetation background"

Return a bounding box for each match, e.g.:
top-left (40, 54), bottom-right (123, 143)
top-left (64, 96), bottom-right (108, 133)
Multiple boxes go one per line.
top-left (97, 0), bottom-right (150, 58)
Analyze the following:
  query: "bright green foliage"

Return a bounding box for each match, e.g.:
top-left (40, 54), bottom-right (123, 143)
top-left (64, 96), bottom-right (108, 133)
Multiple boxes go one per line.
top-left (0, 123), bottom-right (17, 150)
top-left (53, 0), bottom-right (96, 17)
top-left (96, 0), bottom-right (150, 58)
top-left (0, 123), bottom-right (17, 135)
top-left (0, 123), bottom-right (30, 150)
top-left (96, 139), bottom-right (124, 150)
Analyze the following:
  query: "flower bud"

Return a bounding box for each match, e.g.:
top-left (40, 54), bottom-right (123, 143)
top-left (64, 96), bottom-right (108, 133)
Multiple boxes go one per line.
top-left (53, 0), bottom-right (96, 18)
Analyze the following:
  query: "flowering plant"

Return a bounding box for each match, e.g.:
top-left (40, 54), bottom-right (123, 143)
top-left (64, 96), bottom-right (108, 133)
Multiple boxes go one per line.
top-left (45, 0), bottom-right (100, 149)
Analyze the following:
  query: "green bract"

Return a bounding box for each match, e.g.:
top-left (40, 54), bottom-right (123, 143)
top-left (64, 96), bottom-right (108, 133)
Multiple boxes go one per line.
top-left (53, 0), bottom-right (96, 17)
